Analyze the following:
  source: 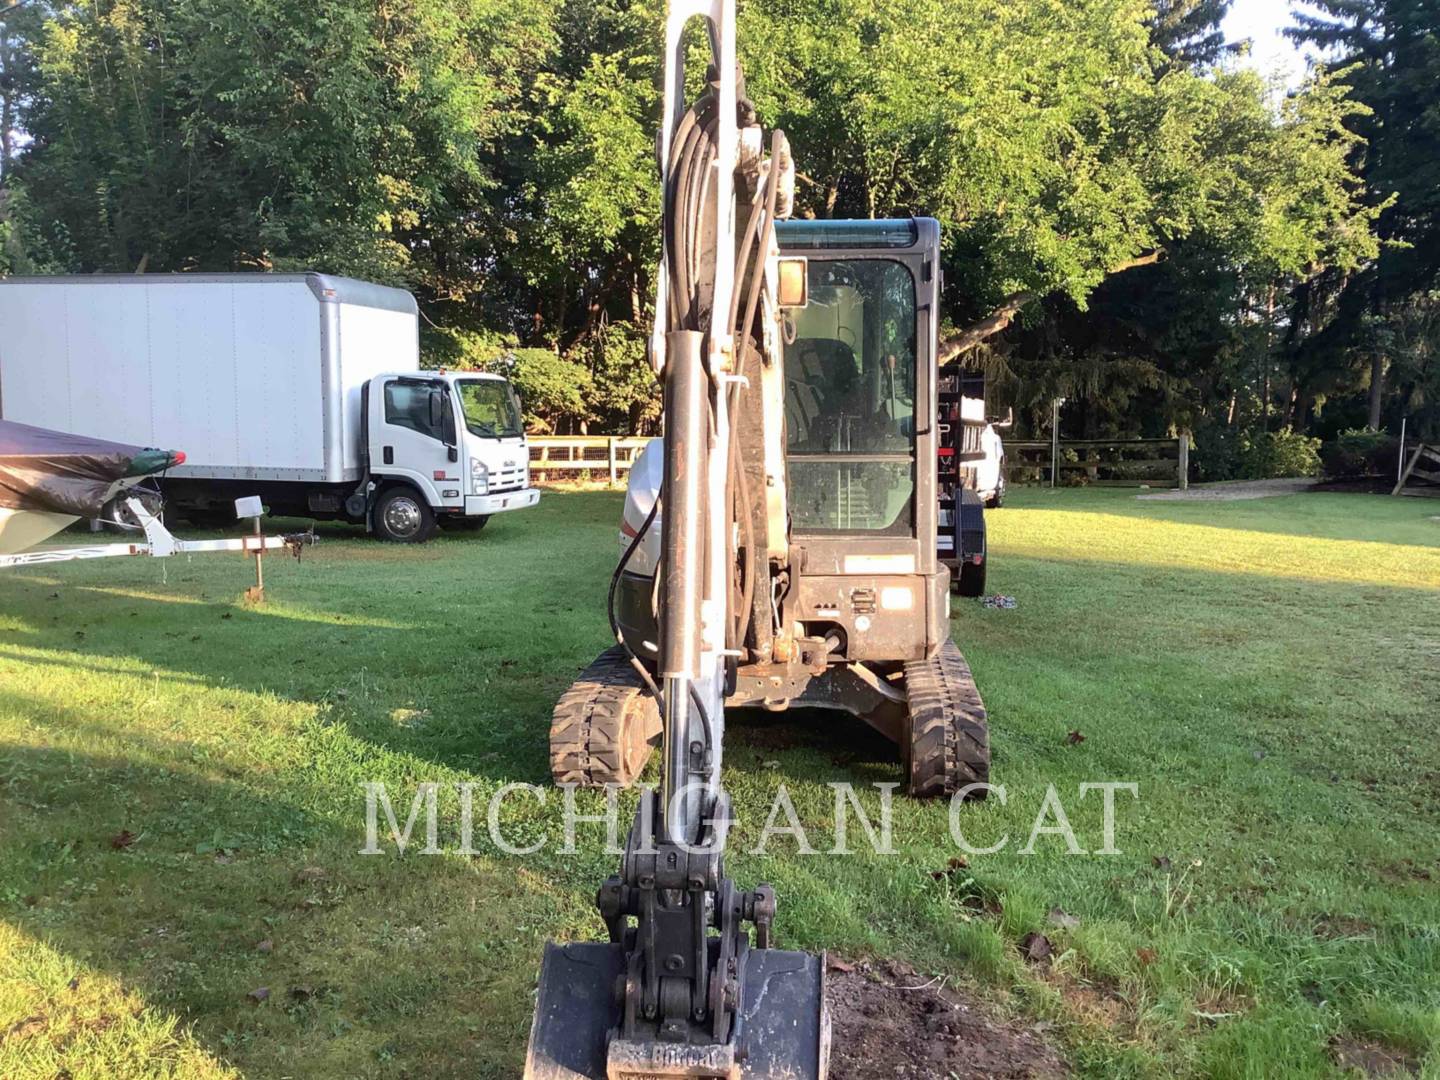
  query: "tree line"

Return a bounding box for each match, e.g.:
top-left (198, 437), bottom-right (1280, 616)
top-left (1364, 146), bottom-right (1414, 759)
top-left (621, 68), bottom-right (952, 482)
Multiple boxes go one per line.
top-left (1, 0), bottom-right (1435, 473)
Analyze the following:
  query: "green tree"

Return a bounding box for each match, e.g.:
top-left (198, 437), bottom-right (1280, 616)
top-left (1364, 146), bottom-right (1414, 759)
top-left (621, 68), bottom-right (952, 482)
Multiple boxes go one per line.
top-left (426, 326), bottom-right (594, 433)
top-left (1289, 0), bottom-right (1440, 433)
top-left (13, 0), bottom-right (551, 289)
top-left (1150, 0), bottom-right (1231, 67)
top-left (0, 0), bottom-right (46, 274)
top-left (729, 0), bottom-right (1375, 371)
top-left (1367, 291), bottom-right (1440, 439)
top-left (2, 0), bottom-right (1386, 442)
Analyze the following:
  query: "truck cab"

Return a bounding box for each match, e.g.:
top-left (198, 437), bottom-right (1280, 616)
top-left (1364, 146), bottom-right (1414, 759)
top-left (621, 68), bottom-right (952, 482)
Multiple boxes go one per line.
top-left (363, 370), bottom-right (539, 542)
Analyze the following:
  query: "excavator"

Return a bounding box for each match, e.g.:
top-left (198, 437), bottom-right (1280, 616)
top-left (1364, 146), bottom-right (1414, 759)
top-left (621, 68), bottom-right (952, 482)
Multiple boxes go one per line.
top-left (526, 0), bottom-right (990, 1075)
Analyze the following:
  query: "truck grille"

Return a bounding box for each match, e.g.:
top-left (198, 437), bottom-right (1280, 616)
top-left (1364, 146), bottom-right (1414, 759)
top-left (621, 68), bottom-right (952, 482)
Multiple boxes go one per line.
top-left (490, 461), bottom-right (528, 493)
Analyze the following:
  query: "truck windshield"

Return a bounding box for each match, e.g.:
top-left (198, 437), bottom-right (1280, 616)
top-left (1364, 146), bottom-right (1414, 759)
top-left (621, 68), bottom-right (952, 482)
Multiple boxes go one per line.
top-left (456, 380), bottom-right (524, 439)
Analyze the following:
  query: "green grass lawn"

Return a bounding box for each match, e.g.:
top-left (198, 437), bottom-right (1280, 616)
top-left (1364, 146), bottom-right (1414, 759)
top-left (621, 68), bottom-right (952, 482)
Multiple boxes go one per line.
top-left (1, 489), bottom-right (1437, 1078)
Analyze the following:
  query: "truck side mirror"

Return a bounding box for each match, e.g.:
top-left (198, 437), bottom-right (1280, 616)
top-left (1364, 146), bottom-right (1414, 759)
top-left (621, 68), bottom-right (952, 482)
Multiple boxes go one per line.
top-left (428, 388), bottom-right (445, 431)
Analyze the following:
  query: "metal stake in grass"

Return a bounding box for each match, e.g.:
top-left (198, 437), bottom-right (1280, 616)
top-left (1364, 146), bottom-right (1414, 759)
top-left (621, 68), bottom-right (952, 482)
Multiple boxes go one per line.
top-left (237, 496), bottom-right (266, 604)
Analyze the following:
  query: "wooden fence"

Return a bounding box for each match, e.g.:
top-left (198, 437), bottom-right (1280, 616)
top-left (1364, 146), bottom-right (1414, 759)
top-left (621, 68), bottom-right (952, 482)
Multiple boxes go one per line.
top-left (530, 434), bottom-right (1192, 489)
top-left (1003, 436), bottom-right (1190, 489)
top-left (1392, 442), bottom-right (1440, 497)
top-left (529, 436), bottom-right (652, 484)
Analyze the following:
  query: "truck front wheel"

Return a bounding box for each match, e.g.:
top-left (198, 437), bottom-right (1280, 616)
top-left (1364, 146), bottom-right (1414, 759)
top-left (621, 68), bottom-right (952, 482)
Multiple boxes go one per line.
top-left (373, 487), bottom-right (435, 543)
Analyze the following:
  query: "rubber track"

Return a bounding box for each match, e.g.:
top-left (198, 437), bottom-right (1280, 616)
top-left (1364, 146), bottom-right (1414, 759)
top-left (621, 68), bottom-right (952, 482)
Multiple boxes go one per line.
top-left (902, 639), bottom-right (991, 798)
top-left (549, 647), bottom-right (659, 787)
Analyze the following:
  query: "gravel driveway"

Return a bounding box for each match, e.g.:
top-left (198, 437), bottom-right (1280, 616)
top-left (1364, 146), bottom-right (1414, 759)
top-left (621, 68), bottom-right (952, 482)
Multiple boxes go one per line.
top-left (1137, 478), bottom-right (1319, 501)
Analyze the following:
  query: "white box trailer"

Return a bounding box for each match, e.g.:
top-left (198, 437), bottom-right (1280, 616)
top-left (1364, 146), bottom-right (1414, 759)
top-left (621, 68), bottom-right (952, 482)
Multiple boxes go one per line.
top-left (0, 273), bottom-right (538, 541)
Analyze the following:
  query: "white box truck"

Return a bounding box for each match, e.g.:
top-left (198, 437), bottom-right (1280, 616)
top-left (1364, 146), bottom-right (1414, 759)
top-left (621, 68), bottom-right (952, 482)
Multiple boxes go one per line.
top-left (0, 273), bottom-right (538, 541)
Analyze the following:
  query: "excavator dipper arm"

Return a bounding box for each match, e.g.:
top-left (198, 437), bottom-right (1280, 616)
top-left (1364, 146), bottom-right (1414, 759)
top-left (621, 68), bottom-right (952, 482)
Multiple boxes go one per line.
top-left (525, 1), bottom-right (828, 1077)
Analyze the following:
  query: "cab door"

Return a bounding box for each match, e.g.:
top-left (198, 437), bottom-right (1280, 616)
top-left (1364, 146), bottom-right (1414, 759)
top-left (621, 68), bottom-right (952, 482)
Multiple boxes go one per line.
top-left (371, 377), bottom-right (462, 508)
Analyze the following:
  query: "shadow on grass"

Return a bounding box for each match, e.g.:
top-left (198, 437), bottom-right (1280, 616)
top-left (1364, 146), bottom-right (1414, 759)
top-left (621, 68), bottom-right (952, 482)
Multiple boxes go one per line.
top-left (0, 727), bottom-right (573, 1078)
top-left (2, 518), bottom-right (1437, 809)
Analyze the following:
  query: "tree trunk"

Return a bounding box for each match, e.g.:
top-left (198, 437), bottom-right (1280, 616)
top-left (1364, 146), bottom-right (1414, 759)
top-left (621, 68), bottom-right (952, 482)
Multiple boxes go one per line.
top-left (1297, 390), bottom-right (1315, 431)
top-left (0, 23), bottom-right (13, 178)
top-left (937, 291), bottom-right (1036, 365)
top-left (1367, 353), bottom-right (1384, 430)
top-left (1080, 399), bottom-right (1098, 482)
top-left (1262, 285), bottom-right (1275, 431)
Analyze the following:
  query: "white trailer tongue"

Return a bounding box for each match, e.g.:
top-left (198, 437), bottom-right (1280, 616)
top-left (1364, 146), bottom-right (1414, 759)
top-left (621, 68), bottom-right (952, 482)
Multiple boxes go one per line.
top-left (0, 495), bottom-right (315, 582)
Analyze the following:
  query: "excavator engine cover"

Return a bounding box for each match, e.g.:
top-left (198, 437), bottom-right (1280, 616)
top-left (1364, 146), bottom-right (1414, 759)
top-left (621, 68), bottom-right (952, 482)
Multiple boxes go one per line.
top-left (524, 941), bottom-right (829, 1079)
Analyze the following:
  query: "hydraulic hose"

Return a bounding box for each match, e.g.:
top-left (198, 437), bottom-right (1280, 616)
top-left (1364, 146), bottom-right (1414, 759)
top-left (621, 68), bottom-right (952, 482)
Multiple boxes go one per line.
top-left (723, 175), bottom-right (769, 653)
top-left (608, 491), bottom-right (664, 703)
top-left (725, 129), bottom-right (787, 655)
top-left (665, 92), bottom-right (720, 336)
top-left (605, 485), bottom-right (714, 760)
top-left (736, 131), bottom-right (786, 640)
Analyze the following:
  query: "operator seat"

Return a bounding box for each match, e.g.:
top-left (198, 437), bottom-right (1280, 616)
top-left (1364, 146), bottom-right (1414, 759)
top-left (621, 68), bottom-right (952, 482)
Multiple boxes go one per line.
top-left (785, 338), bottom-right (858, 450)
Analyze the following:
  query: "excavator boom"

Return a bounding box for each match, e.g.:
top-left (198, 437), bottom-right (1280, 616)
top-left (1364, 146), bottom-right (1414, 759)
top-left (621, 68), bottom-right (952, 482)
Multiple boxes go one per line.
top-left (525, 1), bottom-right (830, 1077)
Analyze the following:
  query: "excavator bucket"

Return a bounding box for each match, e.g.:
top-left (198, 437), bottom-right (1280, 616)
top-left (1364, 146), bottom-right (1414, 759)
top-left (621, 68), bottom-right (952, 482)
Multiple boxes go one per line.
top-left (524, 941), bottom-right (830, 1080)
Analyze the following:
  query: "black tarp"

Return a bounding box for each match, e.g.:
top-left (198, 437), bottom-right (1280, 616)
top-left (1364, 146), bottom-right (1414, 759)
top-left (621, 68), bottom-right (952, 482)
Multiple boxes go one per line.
top-left (0, 420), bottom-right (182, 517)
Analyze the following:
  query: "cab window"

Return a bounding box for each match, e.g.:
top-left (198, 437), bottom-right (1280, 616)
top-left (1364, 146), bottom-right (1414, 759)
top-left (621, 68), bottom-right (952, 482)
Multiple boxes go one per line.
top-left (784, 259), bottom-right (916, 534)
top-left (384, 381), bottom-right (445, 441)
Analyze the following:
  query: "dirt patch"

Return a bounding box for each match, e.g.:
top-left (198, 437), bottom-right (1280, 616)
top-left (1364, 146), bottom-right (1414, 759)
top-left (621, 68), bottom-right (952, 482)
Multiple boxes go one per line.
top-left (1378, 859), bottom-right (1435, 884)
top-left (1056, 982), bottom-right (1127, 1032)
top-left (826, 960), bottom-right (1066, 1079)
top-left (1137, 478), bottom-right (1318, 502)
top-left (1330, 1036), bottom-right (1416, 1077)
top-left (1314, 914), bottom-right (1376, 940)
top-left (1, 1014), bottom-right (47, 1044)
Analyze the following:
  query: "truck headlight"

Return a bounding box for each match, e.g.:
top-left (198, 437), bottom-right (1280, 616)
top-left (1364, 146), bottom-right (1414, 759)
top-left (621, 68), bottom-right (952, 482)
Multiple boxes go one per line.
top-left (470, 458), bottom-right (489, 494)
